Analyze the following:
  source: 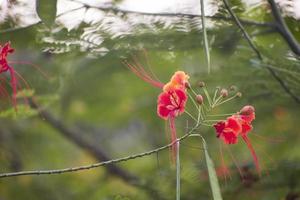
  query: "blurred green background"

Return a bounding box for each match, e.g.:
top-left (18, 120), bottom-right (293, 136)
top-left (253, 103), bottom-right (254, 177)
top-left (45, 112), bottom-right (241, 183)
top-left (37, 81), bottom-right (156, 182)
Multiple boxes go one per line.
top-left (0, 0), bottom-right (300, 199)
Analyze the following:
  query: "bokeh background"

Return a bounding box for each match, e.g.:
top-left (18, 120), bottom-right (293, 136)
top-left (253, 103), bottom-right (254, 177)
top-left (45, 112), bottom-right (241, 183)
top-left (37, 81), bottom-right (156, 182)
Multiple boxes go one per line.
top-left (0, 0), bottom-right (300, 199)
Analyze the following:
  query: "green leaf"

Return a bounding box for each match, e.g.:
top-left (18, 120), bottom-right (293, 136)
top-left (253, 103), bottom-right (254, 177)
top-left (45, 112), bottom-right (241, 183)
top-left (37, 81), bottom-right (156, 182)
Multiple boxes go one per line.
top-left (202, 139), bottom-right (223, 200)
top-left (36, 0), bottom-right (57, 26)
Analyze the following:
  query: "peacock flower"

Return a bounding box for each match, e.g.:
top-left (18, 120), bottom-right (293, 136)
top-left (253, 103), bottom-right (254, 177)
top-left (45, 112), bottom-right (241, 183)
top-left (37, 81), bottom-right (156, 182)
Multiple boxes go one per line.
top-left (126, 61), bottom-right (190, 161)
top-left (213, 105), bottom-right (260, 174)
top-left (157, 88), bottom-right (187, 120)
top-left (214, 116), bottom-right (241, 145)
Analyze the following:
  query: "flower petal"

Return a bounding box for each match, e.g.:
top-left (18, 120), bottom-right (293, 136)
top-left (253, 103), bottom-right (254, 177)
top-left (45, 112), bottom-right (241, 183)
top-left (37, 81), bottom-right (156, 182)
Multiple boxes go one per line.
top-left (227, 116), bottom-right (242, 133)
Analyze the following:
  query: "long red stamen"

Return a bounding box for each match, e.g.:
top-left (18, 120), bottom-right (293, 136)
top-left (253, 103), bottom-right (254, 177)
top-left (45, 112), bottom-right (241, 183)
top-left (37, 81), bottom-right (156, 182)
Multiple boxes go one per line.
top-left (0, 81), bottom-right (10, 100)
top-left (124, 61), bottom-right (164, 88)
top-left (251, 132), bottom-right (285, 143)
top-left (141, 49), bottom-right (161, 83)
top-left (8, 67), bottom-right (17, 111)
top-left (225, 145), bottom-right (244, 178)
top-left (8, 61), bottom-right (50, 80)
top-left (219, 142), bottom-right (231, 182)
top-left (14, 70), bottom-right (31, 91)
top-left (242, 135), bottom-right (260, 175)
top-left (132, 56), bottom-right (157, 81)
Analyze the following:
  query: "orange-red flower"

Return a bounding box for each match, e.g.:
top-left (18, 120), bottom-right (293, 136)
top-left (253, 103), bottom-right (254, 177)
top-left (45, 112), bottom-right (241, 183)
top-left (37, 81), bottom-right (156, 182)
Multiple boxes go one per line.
top-left (214, 105), bottom-right (260, 174)
top-left (126, 61), bottom-right (189, 162)
top-left (157, 89), bottom-right (187, 120)
top-left (214, 116), bottom-right (241, 144)
top-left (238, 105), bottom-right (255, 135)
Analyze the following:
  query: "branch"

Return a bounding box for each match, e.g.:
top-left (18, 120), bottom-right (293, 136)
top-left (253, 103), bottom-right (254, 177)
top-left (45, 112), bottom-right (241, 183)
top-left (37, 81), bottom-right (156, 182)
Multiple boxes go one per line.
top-left (267, 0), bottom-right (300, 56)
top-left (27, 99), bottom-right (139, 183)
top-left (21, 99), bottom-right (184, 199)
top-left (0, 132), bottom-right (193, 178)
top-left (222, 0), bottom-right (300, 104)
top-left (222, 0), bottom-right (262, 60)
top-left (68, 0), bottom-right (275, 27)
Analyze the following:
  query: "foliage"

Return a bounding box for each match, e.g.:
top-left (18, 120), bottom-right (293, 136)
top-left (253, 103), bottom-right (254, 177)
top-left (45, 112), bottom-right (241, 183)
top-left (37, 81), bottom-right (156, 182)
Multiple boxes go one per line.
top-left (0, 0), bottom-right (300, 200)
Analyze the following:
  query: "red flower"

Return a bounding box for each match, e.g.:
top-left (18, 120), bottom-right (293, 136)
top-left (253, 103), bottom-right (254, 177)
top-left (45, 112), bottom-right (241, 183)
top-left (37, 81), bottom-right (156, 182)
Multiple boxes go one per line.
top-left (214, 116), bottom-right (241, 144)
top-left (0, 42), bottom-right (14, 73)
top-left (157, 89), bottom-right (187, 120)
top-left (126, 60), bottom-right (190, 163)
top-left (238, 105), bottom-right (255, 135)
top-left (0, 42), bottom-right (17, 110)
top-left (157, 88), bottom-right (187, 161)
top-left (214, 105), bottom-right (260, 174)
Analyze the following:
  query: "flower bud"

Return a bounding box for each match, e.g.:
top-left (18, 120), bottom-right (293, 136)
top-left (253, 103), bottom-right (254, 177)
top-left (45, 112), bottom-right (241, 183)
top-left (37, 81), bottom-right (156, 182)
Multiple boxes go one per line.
top-left (236, 92), bottom-right (242, 98)
top-left (185, 82), bottom-right (191, 89)
top-left (220, 89), bottom-right (228, 98)
top-left (196, 94), bottom-right (204, 105)
top-left (240, 105), bottom-right (255, 115)
top-left (197, 81), bottom-right (205, 88)
top-left (229, 85), bottom-right (237, 91)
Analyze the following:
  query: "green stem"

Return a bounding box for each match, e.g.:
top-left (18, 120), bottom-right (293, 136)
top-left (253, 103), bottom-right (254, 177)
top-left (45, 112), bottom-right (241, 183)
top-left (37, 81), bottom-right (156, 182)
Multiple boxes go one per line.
top-left (176, 141), bottom-right (181, 200)
top-left (214, 94), bottom-right (238, 107)
top-left (203, 87), bottom-right (212, 107)
top-left (185, 110), bottom-right (198, 122)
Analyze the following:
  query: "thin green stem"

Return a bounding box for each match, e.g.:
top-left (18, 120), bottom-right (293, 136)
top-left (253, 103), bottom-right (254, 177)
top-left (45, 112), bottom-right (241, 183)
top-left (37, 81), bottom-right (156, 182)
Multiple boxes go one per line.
top-left (204, 119), bottom-right (224, 122)
top-left (212, 88), bottom-right (219, 103)
top-left (203, 87), bottom-right (212, 107)
top-left (187, 91), bottom-right (199, 109)
top-left (197, 105), bottom-right (202, 124)
top-left (176, 141), bottom-right (181, 200)
top-left (214, 94), bottom-right (238, 107)
top-left (207, 113), bottom-right (236, 117)
top-left (212, 95), bottom-right (223, 108)
top-left (189, 86), bottom-right (199, 97)
top-left (185, 110), bottom-right (198, 122)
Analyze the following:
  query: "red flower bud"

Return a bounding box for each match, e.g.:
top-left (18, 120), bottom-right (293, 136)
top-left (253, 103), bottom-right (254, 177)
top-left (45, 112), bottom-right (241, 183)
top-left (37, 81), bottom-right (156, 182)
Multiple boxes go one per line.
top-left (236, 92), bottom-right (242, 97)
top-left (197, 81), bottom-right (205, 87)
top-left (196, 94), bottom-right (204, 105)
top-left (220, 89), bottom-right (228, 98)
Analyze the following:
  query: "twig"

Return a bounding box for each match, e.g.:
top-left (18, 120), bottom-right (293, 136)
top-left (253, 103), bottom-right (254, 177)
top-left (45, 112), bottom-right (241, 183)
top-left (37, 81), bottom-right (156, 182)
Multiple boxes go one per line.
top-left (0, 130), bottom-right (194, 178)
top-left (267, 0), bottom-right (300, 56)
top-left (222, 0), bottom-right (262, 60)
top-left (28, 99), bottom-right (138, 183)
top-left (222, 0), bottom-right (300, 104)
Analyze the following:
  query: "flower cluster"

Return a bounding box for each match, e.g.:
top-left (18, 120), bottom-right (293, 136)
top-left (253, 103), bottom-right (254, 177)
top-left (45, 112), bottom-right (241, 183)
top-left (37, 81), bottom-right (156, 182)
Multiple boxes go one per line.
top-left (125, 60), bottom-right (190, 160)
top-left (126, 58), bottom-right (261, 174)
top-left (214, 105), bottom-right (255, 145)
top-left (214, 105), bottom-right (260, 173)
top-left (157, 71), bottom-right (189, 159)
top-left (157, 71), bottom-right (189, 120)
